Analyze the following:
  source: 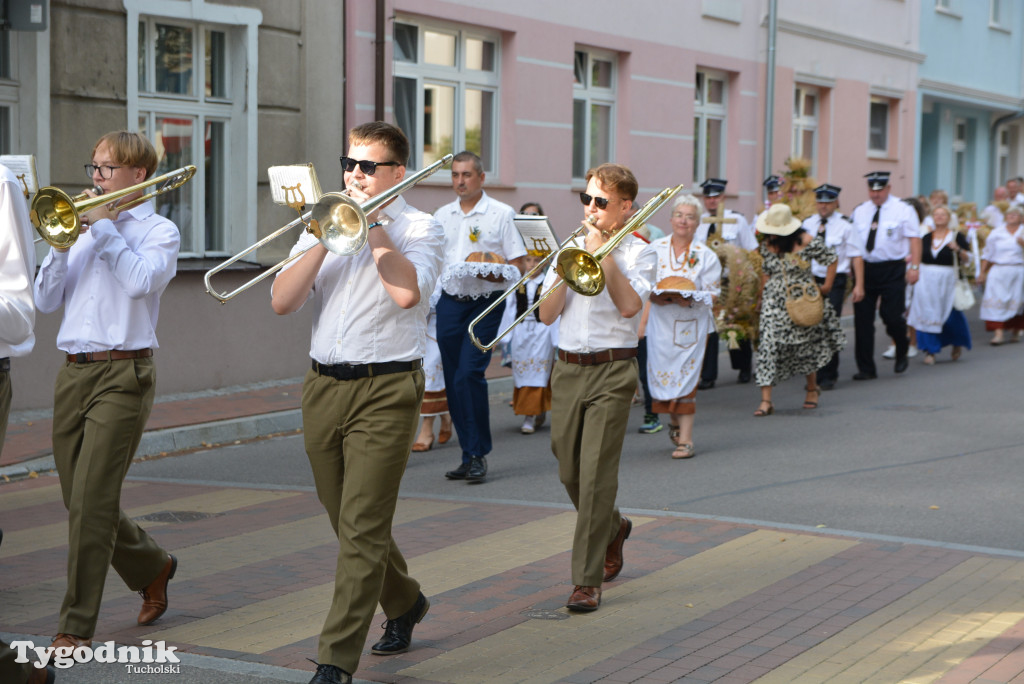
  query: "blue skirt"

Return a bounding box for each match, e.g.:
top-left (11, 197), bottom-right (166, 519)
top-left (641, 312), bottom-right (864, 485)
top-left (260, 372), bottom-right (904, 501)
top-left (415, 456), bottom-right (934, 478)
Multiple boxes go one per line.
top-left (916, 310), bottom-right (972, 353)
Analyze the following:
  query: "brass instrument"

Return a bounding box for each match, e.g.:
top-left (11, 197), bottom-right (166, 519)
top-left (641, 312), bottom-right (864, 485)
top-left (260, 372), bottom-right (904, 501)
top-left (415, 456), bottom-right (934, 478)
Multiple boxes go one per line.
top-left (203, 154), bottom-right (454, 303)
top-left (31, 167), bottom-right (197, 248)
top-left (468, 185), bottom-right (685, 352)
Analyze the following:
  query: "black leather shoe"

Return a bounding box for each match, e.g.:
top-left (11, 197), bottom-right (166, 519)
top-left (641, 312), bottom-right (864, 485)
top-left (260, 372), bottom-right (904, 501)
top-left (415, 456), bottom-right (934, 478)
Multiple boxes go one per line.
top-left (852, 372), bottom-right (877, 381)
top-left (466, 456), bottom-right (487, 483)
top-left (698, 379), bottom-right (715, 390)
top-left (309, 663), bottom-right (351, 684)
top-left (818, 378), bottom-right (836, 391)
top-left (371, 592), bottom-right (430, 655)
top-left (445, 462), bottom-right (471, 480)
top-left (737, 370), bottom-right (751, 384)
top-left (894, 356), bottom-right (909, 373)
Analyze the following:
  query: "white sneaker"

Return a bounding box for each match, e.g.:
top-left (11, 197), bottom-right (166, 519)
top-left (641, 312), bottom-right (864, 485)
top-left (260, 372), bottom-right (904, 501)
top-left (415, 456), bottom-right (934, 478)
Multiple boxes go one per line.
top-left (521, 416), bottom-right (536, 434)
top-left (908, 346), bottom-right (919, 358)
top-left (535, 412), bottom-right (546, 429)
top-left (882, 345), bottom-right (896, 359)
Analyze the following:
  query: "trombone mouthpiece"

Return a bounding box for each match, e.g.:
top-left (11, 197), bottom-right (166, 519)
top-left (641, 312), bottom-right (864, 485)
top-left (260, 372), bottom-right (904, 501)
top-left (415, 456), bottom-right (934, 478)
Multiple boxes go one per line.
top-left (350, 179), bottom-right (363, 192)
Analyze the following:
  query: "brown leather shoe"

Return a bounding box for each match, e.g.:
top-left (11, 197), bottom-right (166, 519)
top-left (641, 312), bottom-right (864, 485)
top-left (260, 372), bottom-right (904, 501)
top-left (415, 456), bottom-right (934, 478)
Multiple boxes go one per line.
top-left (138, 554), bottom-right (177, 625)
top-left (566, 585), bottom-right (601, 612)
top-left (50, 632), bottom-right (90, 651)
top-left (603, 516), bottom-right (632, 582)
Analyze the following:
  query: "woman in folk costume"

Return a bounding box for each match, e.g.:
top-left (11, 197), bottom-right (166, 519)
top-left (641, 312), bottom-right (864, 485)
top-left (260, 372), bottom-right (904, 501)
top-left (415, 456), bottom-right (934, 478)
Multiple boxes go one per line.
top-left (906, 205), bottom-right (972, 365)
top-left (754, 203), bottom-right (845, 416)
top-left (978, 204), bottom-right (1024, 345)
top-left (643, 194), bottom-right (721, 459)
top-left (412, 299), bottom-right (453, 451)
top-left (500, 250), bottom-right (558, 434)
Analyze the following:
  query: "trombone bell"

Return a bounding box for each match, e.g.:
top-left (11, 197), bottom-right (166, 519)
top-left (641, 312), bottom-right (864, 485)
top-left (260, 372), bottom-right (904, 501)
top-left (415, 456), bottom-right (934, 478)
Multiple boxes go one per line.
top-left (311, 193), bottom-right (368, 256)
top-left (556, 249), bottom-right (604, 296)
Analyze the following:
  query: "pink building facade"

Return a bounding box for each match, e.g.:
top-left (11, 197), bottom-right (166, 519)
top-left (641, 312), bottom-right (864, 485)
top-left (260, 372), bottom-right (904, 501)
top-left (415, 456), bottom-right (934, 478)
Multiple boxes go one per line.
top-left (343, 0), bottom-right (920, 235)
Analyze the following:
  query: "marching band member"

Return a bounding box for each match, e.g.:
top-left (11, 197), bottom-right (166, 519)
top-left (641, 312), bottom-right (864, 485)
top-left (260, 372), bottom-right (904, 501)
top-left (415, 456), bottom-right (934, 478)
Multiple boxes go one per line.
top-left (33, 131), bottom-right (180, 651)
top-left (539, 163), bottom-right (656, 612)
top-left (272, 122), bottom-right (443, 684)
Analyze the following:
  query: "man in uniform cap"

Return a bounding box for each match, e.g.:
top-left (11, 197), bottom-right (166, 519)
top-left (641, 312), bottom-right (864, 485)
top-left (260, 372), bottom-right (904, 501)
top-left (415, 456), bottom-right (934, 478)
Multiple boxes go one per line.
top-left (802, 184), bottom-right (855, 389)
top-left (694, 178), bottom-right (757, 388)
top-left (848, 171), bottom-right (921, 379)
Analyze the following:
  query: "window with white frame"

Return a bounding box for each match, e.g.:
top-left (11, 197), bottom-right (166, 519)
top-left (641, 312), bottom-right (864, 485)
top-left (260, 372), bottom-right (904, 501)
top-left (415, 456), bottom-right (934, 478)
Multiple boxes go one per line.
top-left (952, 118), bottom-right (968, 204)
top-left (572, 48), bottom-right (616, 179)
top-left (868, 97), bottom-right (891, 156)
top-left (393, 19), bottom-right (499, 173)
top-left (997, 126), bottom-right (1011, 185)
top-left (792, 85), bottom-right (818, 173)
top-left (0, 31), bottom-right (13, 155)
top-left (126, 0), bottom-right (259, 260)
top-left (694, 70), bottom-right (727, 182)
top-left (990, 0), bottom-right (1005, 27)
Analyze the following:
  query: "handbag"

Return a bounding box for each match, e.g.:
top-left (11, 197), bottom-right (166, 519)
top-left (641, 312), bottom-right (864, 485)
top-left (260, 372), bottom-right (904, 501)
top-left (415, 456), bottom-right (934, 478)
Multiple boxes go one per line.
top-left (785, 280), bottom-right (824, 327)
top-left (952, 249), bottom-right (975, 312)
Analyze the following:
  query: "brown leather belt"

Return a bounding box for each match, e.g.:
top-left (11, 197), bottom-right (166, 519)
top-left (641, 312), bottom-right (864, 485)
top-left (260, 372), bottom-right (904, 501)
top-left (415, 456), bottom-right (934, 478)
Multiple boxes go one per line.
top-left (557, 347), bottom-right (637, 366)
top-left (67, 349), bottom-right (154, 364)
top-left (0, 357), bottom-right (9, 372)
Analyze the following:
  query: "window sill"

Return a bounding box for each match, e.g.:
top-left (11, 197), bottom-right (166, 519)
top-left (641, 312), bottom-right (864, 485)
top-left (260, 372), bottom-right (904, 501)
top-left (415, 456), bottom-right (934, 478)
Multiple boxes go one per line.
top-left (175, 257), bottom-right (262, 272)
top-left (935, 7), bottom-right (962, 20)
top-left (989, 23), bottom-right (1010, 34)
top-left (867, 152), bottom-right (898, 162)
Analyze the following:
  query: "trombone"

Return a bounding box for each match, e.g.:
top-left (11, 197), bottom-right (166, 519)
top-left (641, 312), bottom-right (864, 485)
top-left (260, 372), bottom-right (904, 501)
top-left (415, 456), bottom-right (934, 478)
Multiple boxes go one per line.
top-left (468, 184), bottom-right (685, 352)
top-left (203, 154), bottom-right (454, 303)
top-left (31, 166), bottom-right (197, 249)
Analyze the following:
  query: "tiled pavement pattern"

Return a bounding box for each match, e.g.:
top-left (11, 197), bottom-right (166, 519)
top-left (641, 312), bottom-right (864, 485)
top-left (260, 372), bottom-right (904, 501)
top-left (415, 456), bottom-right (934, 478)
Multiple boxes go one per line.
top-left (3, 477), bottom-right (1024, 683)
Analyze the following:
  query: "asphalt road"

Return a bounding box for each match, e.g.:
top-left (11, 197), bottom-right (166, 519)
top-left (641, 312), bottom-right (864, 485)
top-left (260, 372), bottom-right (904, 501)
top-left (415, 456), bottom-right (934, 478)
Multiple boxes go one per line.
top-left (129, 315), bottom-right (1024, 553)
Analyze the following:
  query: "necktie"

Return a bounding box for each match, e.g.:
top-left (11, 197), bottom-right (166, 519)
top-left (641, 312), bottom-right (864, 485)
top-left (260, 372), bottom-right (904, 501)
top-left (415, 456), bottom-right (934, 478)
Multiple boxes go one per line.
top-left (707, 215), bottom-right (716, 236)
top-left (866, 206), bottom-right (880, 253)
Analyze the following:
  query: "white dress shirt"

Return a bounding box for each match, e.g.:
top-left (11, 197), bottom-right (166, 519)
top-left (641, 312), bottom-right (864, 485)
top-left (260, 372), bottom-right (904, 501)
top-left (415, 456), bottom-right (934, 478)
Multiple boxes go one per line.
top-left (34, 201), bottom-right (179, 353)
top-left (848, 195), bottom-right (919, 262)
top-left (0, 165), bottom-right (35, 358)
top-left (542, 233), bottom-right (656, 352)
top-left (981, 224), bottom-right (1024, 265)
top-left (695, 209), bottom-right (757, 250)
top-left (803, 212), bottom-right (854, 277)
top-left (277, 195), bottom-right (444, 365)
top-left (434, 191), bottom-right (525, 297)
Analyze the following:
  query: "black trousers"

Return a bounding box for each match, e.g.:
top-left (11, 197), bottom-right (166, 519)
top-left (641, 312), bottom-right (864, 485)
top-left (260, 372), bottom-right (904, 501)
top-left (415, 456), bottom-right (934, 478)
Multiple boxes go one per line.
top-left (853, 261), bottom-right (907, 376)
top-left (815, 273), bottom-right (847, 383)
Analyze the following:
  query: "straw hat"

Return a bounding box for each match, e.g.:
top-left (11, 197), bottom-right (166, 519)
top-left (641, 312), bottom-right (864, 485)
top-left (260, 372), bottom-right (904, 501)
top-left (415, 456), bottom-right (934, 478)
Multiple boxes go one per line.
top-left (756, 203), bottom-right (802, 236)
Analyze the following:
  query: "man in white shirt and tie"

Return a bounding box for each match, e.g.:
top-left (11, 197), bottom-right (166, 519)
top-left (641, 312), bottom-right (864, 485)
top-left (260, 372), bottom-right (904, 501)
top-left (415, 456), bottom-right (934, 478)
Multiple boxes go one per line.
top-left (848, 171), bottom-right (921, 379)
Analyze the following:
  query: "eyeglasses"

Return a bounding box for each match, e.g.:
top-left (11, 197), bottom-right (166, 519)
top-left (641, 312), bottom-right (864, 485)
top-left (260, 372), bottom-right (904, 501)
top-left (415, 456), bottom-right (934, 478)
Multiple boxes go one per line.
top-left (340, 157), bottom-right (400, 176)
top-left (84, 164), bottom-right (123, 180)
top-left (579, 192), bottom-right (611, 210)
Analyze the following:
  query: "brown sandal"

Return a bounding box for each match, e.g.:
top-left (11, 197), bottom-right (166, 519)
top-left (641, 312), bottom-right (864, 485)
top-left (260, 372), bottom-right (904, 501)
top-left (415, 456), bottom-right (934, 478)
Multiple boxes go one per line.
top-left (803, 386), bottom-right (820, 410)
top-left (753, 401), bottom-right (774, 417)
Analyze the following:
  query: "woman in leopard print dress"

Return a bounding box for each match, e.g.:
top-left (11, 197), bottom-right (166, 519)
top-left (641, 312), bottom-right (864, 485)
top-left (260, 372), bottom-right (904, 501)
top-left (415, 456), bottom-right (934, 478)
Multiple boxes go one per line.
top-left (754, 204), bottom-right (845, 416)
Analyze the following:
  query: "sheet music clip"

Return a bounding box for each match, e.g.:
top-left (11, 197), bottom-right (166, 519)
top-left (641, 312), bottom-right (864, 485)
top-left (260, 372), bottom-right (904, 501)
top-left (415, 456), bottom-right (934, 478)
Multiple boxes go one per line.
top-left (513, 214), bottom-right (558, 257)
top-left (268, 163), bottom-right (323, 229)
top-left (0, 154), bottom-right (39, 200)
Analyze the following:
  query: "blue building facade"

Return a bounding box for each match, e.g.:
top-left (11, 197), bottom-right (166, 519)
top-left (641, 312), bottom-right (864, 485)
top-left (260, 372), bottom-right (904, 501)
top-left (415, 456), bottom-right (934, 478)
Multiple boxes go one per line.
top-left (916, 0), bottom-right (1024, 206)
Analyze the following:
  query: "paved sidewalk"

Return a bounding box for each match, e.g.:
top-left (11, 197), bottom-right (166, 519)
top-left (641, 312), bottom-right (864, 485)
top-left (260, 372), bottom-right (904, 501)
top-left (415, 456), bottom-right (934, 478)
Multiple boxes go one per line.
top-left (3, 476), bottom-right (1024, 683)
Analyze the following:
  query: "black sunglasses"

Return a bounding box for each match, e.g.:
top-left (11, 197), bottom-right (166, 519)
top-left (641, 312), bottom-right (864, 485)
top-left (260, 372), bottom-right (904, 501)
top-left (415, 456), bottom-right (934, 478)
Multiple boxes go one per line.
top-left (340, 156), bottom-right (400, 175)
top-left (579, 192), bottom-right (610, 210)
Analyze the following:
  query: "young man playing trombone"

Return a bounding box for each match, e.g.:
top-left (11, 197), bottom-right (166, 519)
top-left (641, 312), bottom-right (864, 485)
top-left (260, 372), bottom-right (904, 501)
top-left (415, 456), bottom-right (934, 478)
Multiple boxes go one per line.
top-left (539, 163), bottom-right (657, 612)
top-left (33, 131), bottom-right (180, 651)
top-left (272, 122), bottom-right (444, 684)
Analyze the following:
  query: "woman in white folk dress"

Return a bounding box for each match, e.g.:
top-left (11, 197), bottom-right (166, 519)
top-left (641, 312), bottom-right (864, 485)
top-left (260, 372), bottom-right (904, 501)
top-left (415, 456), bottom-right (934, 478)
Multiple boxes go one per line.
top-left (643, 194), bottom-right (721, 459)
top-left (412, 303), bottom-right (453, 451)
top-left (978, 204), bottom-right (1024, 345)
top-left (906, 206), bottom-right (972, 365)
